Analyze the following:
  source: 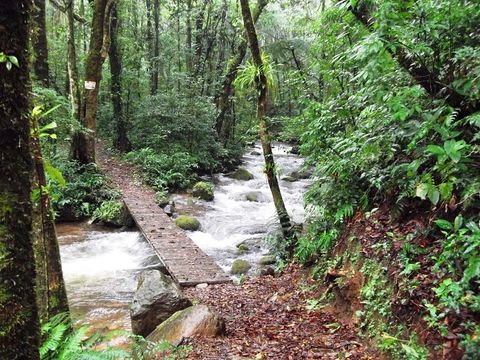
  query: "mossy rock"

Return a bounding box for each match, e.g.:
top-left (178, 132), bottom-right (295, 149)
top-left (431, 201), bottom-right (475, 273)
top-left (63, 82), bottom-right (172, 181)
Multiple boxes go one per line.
top-left (281, 175), bottom-right (298, 182)
top-left (245, 192), bottom-right (259, 202)
top-left (192, 181), bottom-right (214, 201)
top-left (229, 167), bottom-right (254, 181)
top-left (175, 215), bottom-right (200, 231)
top-left (155, 192), bottom-right (170, 208)
top-left (236, 244), bottom-right (249, 255)
top-left (231, 259), bottom-right (251, 275)
top-left (92, 200), bottom-right (132, 227)
top-left (259, 255), bottom-right (276, 266)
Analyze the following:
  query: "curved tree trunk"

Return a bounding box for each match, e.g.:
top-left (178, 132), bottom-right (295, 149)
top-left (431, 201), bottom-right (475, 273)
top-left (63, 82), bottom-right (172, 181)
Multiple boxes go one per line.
top-left (215, 0), bottom-right (268, 144)
top-left (71, 0), bottom-right (116, 164)
top-left (239, 0), bottom-right (296, 255)
top-left (0, 1), bottom-right (41, 358)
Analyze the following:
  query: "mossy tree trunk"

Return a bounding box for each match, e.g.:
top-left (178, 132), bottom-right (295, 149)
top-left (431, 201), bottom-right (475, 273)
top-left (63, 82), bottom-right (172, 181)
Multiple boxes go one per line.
top-left (71, 0), bottom-right (115, 164)
top-left (215, 0), bottom-right (268, 144)
top-left (30, 119), bottom-right (70, 324)
top-left (0, 1), bottom-right (41, 358)
top-left (109, 3), bottom-right (131, 152)
top-left (239, 0), bottom-right (296, 254)
top-left (66, 0), bottom-right (82, 122)
top-left (32, 0), bottom-right (50, 86)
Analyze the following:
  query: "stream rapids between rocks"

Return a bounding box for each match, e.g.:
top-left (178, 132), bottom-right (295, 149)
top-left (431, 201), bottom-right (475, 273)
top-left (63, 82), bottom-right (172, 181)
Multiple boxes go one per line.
top-left (58, 143), bottom-right (311, 333)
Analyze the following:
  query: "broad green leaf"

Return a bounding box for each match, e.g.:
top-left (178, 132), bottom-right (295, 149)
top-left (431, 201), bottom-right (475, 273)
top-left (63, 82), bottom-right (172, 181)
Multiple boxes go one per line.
top-left (454, 215), bottom-right (463, 231)
top-left (39, 121), bottom-right (58, 133)
top-left (416, 183), bottom-right (428, 200)
top-left (434, 219), bottom-right (453, 231)
top-left (438, 182), bottom-right (453, 200)
top-left (428, 186), bottom-right (440, 205)
top-left (44, 160), bottom-right (66, 187)
top-left (426, 145), bottom-right (445, 157)
top-left (7, 55), bottom-right (19, 67)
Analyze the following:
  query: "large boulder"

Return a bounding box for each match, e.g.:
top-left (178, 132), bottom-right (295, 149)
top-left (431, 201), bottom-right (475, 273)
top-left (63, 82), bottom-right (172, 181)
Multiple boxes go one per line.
top-left (147, 305), bottom-right (225, 346)
top-left (130, 270), bottom-right (192, 337)
top-left (192, 181), bottom-right (214, 201)
top-left (175, 215), bottom-right (200, 231)
top-left (228, 167), bottom-right (254, 181)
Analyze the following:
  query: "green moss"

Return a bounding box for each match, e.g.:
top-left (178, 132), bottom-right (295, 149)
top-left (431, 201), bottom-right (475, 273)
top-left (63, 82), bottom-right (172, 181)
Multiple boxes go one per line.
top-left (192, 181), bottom-right (214, 201)
top-left (236, 243), bottom-right (249, 254)
top-left (155, 191), bottom-right (170, 208)
top-left (175, 215), bottom-right (200, 231)
top-left (358, 259), bottom-right (396, 353)
top-left (229, 167), bottom-right (254, 181)
top-left (231, 259), bottom-right (251, 275)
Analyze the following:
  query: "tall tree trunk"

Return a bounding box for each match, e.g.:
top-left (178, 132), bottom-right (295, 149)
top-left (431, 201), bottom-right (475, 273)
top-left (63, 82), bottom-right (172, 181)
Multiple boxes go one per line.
top-left (0, 1), bottom-right (41, 358)
top-left (30, 119), bottom-right (70, 324)
top-left (151, 0), bottom-right (160, 94)
top-left (216, 0), bottom-right (268, 143)
top-left (71, 0), bottom-right (115, 164)
top-left (239, 0), bottom-right (295, 252)
top-left (66, 0), bottom-right (81, 121)
top-left (109, 4), bottom-right (131, 152)
top-left (186, 0), bottom-right (193, 72)
top-left (32, 0), bottom-right (50, 86)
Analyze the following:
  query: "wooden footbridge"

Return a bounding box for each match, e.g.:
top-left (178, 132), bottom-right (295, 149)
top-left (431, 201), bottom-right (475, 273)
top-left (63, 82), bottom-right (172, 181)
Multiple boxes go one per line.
top-left (97, 145), bottom-right (231, 287)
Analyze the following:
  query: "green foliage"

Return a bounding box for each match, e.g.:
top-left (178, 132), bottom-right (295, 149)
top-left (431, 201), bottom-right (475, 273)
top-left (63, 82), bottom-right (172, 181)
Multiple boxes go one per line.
top-left (124, 148), bottom-right (198, 190)
top-left (233, 53), bottom-right (277, 98)
top-left (0, 51), bottom-right (19, 71)
top-left (192, 181), bottom-right (214, 201)
top-left (50, 162), bottom-right (119, 220)
top-left (40, 313), bottom-right (128, 360)
top-left (40, 313), bottom-right (192, 360)
top-left (92, 200), bottom-right (125, 225)
top-left (125, 92), bottom-right (224, 172)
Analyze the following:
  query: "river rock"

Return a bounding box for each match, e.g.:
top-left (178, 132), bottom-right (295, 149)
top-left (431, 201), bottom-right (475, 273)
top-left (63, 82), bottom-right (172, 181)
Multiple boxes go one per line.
top-left (289, 145), bottom-right (300, 155)
top-left (281, 175), bottom-right (298, 182)
top-left (130, 270), bottom-right (192, 337)
top-left (236, 243), bottom-right (249, 254)
top-left (228, 167), bottom-right (254, 181)
top-left (147, 305), bottom-right (225, 346)
top-left (231, 259), bottom-right (251, 275)
top-left (245, 191), bottom-right (260, 202)
top-left (175, 215), bottom-right (200, 231)
top-left (164, 204), bottom-right (175, 217)
top-left (259, 255), bottom-right (276, 265)
top-left (250, 151), bottom-right (261, 156)
top-left (192, 181), bottom-right (214, 201)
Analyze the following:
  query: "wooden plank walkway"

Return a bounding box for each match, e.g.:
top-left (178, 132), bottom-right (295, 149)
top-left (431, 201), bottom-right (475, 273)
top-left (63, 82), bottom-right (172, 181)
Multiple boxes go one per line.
top-left (96, 144), bottom-right (231, 287)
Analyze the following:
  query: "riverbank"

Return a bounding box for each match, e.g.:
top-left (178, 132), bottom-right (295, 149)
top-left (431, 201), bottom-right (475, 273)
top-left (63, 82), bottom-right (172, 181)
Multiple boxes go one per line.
top-left (183, 264), bottom-right (379, 359)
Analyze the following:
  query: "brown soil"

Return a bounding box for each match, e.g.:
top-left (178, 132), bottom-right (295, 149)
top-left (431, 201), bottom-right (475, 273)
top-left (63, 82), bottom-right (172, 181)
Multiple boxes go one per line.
top-left (182, 265), bottom-right (379, 359)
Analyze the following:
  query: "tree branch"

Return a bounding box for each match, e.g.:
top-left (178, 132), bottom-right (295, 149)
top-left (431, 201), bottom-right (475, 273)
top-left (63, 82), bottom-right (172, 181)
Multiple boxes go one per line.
top-left (49, 0), bottom-right (87, 23)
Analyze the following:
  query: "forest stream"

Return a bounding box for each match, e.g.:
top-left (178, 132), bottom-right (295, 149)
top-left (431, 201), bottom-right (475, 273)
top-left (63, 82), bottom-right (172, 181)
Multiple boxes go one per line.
top-left (57, 143), bottom-right (311, 334)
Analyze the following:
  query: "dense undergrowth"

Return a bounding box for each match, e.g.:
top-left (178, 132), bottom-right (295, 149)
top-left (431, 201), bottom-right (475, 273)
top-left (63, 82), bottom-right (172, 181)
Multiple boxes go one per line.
top-left (286, 2), bottom-right (479, 358)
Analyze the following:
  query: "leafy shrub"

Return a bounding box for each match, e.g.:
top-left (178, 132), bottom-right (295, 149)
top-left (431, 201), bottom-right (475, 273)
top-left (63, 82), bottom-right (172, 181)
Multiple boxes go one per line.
top-left (124, 148), bottom-right (198, 190)
top-left (40, 313), bottom-right (192, 359)
top-left (128, 92), bottom-right (225, 172)
top-left (50, 162), bottom-right (119, 221)
top-left (92, 200), bottom-right (126, 226)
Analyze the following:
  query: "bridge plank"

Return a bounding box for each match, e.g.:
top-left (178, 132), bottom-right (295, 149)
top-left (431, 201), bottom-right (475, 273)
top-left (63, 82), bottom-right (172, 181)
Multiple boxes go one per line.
top-left (97, 148), bottom-right (231, 287)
